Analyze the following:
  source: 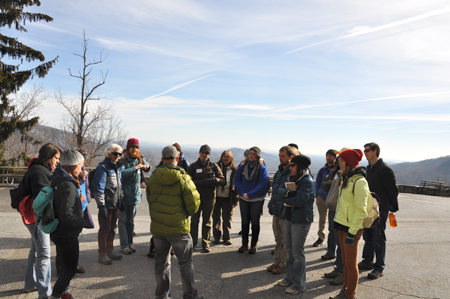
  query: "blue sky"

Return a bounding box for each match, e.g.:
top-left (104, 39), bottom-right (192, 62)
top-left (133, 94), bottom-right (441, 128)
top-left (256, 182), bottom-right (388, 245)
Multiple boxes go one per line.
top-left (8, 0), bottom-right (450, 161)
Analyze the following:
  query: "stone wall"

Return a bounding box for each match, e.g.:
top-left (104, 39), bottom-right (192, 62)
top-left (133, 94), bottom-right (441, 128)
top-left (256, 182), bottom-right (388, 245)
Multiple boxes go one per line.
top-left (398, 184), bottom-right (450, 197)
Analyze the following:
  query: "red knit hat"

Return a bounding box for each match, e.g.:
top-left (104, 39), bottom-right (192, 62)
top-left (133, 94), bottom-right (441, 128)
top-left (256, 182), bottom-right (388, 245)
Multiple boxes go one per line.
top-left (127, 138), bottom-right (139, 149)
top-left (339, 149), bottom-right (363, 168)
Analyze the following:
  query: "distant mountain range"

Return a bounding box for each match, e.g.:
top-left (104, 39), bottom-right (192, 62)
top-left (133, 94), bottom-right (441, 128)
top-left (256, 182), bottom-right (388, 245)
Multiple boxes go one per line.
top-left (390, 156), bottom-right (450, 186)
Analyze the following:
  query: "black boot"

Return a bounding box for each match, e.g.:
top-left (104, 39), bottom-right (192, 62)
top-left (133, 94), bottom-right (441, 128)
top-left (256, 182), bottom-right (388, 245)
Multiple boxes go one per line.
top-left (238, 240), bottom-right (248, 253)
top-left (249, 239), bottom-right (258, 254)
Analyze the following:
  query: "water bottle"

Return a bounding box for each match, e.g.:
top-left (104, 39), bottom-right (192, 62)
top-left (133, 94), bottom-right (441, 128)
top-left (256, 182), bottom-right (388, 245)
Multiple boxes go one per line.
top-left (389, 213), bottom-right (397, 228)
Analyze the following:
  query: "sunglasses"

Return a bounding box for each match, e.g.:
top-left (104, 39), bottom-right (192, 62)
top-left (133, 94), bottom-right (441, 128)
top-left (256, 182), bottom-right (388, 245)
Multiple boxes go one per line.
top-left (200, 151), bottom-right (209, 154)
top-left (364, 149), bottom-right (372, 153)
top-left (111, 152), bottom-right (123, 157)
top-left (289, 164), bottom-right (296, 168)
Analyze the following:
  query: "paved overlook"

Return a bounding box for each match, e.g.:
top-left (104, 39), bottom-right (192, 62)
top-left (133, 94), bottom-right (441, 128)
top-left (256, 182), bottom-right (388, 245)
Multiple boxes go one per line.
top-left (0, 187), bottom-right (448, 299)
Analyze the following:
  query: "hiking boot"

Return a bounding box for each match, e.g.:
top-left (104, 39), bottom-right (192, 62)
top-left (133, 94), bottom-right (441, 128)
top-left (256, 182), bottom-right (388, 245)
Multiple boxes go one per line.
top-left (248, 246), bottom-right (257, 254)
top-left (108, 252), bottom-right (123, 260)
top-left (203, 247), bottom-right (210, 253)
top-left (129, 246), bottom-right (136, 253)
top-left (267, 263), bottom-right (277, 272)
top-left (321, 254), bottom-right (336, 260)
top-left (271, 249), bottom-right (274, 255)
top-left (277, 279), bottom-right (291, 287)
top-left (272, 265), bottom-right (286, 274)
top-left (213, 238), bottom-right (220, 244)
top-left (147, 250), bottom-right (155, 258)
top-left (285, 287), bottom-right (305, 294)
top-left (324, 268), bottom-right (340, 279)
top-left (358, 261), bottom-right (373, 271)
top-left (238, 242), bottom-right (248, 253)
top-left (330, 273), bottom-right (344, 285)
top-left (120, 248), bottom-right (133, 255)
top-left (329, 288), bottom-right (348, 299)
top-left (24, 288), bottom-right (37, 293)
top-left (98, 255), bottom-right (112, 265)
top-left (313, 238), bottom-right (324, 247)
top-left (76, 265), bottom-right (85, 273)
top-left (224, 239), bottom-right (232, 245)
top-left (368, 270), bottom-right (384, 279)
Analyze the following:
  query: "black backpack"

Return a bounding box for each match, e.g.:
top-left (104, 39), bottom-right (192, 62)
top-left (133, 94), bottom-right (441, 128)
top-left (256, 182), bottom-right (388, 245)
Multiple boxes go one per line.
top-left (88, 161), bottom-right (109, 195)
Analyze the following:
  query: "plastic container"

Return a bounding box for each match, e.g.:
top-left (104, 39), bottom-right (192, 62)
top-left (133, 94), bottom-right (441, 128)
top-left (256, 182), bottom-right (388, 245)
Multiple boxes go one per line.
top-left (389, 213), bottom-right (397, 228)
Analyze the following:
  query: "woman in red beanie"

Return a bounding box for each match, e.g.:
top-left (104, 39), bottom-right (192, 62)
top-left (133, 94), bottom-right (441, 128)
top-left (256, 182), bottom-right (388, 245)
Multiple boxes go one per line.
top-left (330, 149), bottom-right (369, 299)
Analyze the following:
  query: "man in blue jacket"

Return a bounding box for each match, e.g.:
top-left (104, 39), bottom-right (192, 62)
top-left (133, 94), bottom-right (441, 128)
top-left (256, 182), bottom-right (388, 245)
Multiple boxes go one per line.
top-left (267, 145), bottom-right (295, 274)
top-left (313, 150), bottom-right (337, 248)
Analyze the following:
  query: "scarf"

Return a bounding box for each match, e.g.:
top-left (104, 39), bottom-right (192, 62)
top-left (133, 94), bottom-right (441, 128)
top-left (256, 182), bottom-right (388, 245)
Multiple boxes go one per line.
top-left (243, 160), bottom-right (261, 181)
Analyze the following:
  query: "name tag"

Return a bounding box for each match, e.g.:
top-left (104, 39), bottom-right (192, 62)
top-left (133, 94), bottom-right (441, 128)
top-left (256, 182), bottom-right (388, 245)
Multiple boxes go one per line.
top-left (196, 169), bottom-right (203, 173)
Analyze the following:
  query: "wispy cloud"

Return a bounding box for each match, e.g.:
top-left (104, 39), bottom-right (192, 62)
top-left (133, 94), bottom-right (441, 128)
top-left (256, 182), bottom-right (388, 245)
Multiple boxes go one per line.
top-left (229, 105), bottom-right (273, 111)
top-left (273, 91), bottom-right (450, 112)
top-left (286, 6), bottom-right (450, 54)
top-left (146, 75), bottom-right (215, 99)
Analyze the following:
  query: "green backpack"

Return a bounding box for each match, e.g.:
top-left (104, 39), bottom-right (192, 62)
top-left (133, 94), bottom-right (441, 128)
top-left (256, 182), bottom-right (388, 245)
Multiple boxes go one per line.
top-left (32, 186), bottom-right (59, 234)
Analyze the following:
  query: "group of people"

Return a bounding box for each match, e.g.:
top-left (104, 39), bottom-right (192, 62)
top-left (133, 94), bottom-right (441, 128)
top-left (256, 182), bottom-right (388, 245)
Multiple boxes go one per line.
top-left (18, 139), bottom-right (398, 299)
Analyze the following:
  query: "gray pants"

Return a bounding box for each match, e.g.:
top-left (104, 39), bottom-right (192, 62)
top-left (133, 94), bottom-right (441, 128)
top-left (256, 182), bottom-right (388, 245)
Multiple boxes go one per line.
top-left (154, 234), bottom-right (198, 299)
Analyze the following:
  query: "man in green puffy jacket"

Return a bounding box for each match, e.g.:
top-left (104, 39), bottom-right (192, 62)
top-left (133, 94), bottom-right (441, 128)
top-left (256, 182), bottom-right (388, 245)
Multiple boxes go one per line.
top-left (146, 145), bottom-right (201, 299)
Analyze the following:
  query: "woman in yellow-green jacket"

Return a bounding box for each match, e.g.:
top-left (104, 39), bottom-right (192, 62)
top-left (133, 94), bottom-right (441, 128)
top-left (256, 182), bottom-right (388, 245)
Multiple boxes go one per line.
top-left (330, 149), bottom-right (369, 299)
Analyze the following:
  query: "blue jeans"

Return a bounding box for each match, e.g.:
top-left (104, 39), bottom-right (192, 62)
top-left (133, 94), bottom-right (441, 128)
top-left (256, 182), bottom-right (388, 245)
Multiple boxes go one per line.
top-left (283, 221), bottom-right (311, 291)
top-left (25, 224), bottom-right (52, 299)
top-left (362, 210), bottom-right (388, 272)
top-left (330, 214), bottom-right (344, 274)
top-left (118, 204), bottom-right (136, 249)
top-left (154, 234), bottom-right (198, 299)
top-left (239, 199), bottom-right (264, 244)
top-left (325, 210), bottom-right (337, 257)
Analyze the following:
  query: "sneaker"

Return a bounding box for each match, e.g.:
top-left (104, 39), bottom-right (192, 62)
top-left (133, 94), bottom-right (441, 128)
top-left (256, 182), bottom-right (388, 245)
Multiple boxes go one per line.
top-left (324, 268), bottom-right (340, 279)
top-left (213, 238), bottom-right (220, 244)
top-left (368, 270), bottom-right (384, 279)
top-left (358, 261), bottom-right (373, 271)
top-left (129, 246), bottom-right (136, 253)
top-left (329, 288), bottom-right (347, 299)
top-left (238, 244), bottom-right (248, 253)
top-left (277, 279), bottom-right (291, 287)
top-left (224, 239), bottom-right (232, 245)
top-left (267, 263), bottom-right (277, 272)
top-left (285, 287), bottom-right (305, 294)
top-left (321, 254), bottom-right (336, 260)
top-left (330, 273), bottom-right (344, 285)
top-left (98, 255), bottom-right (112, 265)
top-left (108, 252), bottom-right (123, 260)
top-left (313, 238), bottom-right (324, 247)
top-left (272, 265), bottom-right (286, 274)
top-left (76, 265), bottom-right (85, 273)
top-left (24, 289), bottom-right (37, 293)
top-left (120, 248), bottom-right (133, 255)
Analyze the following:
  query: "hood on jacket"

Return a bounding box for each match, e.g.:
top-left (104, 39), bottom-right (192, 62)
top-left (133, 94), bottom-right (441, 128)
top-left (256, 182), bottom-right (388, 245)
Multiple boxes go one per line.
top-left (153, 164), bottom-right (184, 186)
top-left (351, 166), bottom-right (367, 178)
top-left (50, 166), bottom-right (77, 186)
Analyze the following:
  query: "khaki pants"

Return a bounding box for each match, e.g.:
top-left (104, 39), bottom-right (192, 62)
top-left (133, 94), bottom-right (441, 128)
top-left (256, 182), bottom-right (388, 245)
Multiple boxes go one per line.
top-left (272, 215), bottom-right (287, 267)
top-left (316, 194), bottom-right (328, 240)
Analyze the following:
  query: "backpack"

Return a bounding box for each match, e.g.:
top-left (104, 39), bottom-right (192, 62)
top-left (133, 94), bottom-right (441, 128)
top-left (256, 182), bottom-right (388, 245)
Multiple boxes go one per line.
top-left (88, 161), bottom-right (108, 195)
top-left (10, 178), bottom-right (30, 211)
top-left (320, 167), bottom-right (338, 193)
top-left (32, 186), bottom-right (59, 234)
top-left (353, 177), bottom-right (380, 229)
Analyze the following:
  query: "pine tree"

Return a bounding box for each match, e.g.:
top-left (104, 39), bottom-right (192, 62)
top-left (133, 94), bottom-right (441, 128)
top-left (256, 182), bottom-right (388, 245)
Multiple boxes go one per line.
top-left (0, 0), bottom-right (58, 162)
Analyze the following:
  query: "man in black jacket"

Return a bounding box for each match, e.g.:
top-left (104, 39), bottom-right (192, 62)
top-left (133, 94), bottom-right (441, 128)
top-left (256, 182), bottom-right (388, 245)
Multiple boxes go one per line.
top-left (359, 142), bottom-right (399, 279)
top-left (187, 144), bottom-right (226, 253)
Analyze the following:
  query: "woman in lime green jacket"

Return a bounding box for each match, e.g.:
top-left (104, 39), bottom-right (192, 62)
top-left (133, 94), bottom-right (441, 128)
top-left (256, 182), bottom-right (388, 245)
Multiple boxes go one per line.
top-left (330, 149), bottom-right (369, 299)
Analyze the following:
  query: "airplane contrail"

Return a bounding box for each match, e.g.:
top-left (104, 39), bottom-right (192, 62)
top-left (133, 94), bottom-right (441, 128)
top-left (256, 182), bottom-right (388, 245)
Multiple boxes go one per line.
top-left (147, 74), bottom-right (215, 99)
top-left (286, 6), bottom-right (450, 54)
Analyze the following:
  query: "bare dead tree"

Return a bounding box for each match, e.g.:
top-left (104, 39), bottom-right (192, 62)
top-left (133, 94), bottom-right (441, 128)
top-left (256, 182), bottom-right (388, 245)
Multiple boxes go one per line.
top-left (56, 31), bottom-right (128, 165)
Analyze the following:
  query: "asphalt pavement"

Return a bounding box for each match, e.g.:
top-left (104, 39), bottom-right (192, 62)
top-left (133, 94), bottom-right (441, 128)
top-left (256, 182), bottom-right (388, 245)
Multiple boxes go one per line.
top-left (0, 186), bottom-right (448, 299)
